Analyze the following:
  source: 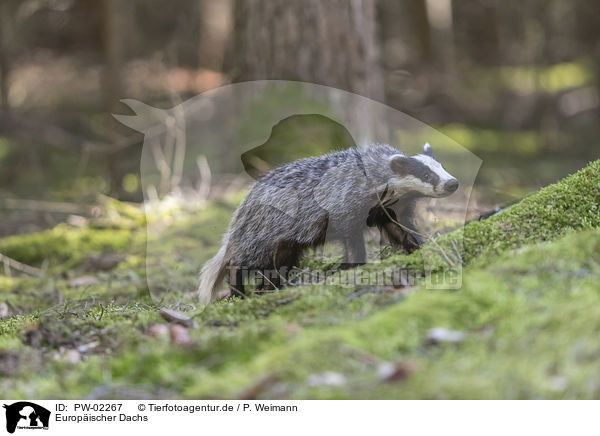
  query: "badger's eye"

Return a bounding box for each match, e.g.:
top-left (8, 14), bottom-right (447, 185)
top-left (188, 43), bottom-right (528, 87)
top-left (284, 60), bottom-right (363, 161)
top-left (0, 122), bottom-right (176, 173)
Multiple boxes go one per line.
top-left (423, 173), bottom-right (430, 181)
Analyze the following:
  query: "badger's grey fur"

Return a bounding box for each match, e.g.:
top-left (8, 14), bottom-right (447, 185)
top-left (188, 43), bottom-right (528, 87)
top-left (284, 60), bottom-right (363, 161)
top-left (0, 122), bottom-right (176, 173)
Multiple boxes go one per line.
top-left (198, 143), bottom-right (458, 303)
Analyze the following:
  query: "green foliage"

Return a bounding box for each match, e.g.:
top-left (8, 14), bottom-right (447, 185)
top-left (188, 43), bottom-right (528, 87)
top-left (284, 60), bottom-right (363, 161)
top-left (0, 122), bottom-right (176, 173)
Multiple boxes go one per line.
top-left (0, 225), bottom-right (139, 267)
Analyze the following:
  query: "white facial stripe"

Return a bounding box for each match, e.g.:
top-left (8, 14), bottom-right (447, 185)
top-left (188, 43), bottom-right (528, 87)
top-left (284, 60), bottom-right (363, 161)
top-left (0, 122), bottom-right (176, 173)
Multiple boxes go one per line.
top-left (389, 175), bottom-right (434, 193)
top-left (414, 154), bottom-right (454, 184)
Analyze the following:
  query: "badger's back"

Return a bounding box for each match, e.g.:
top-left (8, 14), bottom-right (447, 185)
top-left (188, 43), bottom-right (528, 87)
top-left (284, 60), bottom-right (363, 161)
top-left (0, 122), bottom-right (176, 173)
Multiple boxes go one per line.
top-left (225, 145), bottom-right (398, 268)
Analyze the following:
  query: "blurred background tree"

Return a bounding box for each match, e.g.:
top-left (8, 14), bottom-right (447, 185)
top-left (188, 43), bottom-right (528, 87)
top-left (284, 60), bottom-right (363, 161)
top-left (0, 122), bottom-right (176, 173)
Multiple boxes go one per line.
top-left (0, 0), bottom-right (598, 235)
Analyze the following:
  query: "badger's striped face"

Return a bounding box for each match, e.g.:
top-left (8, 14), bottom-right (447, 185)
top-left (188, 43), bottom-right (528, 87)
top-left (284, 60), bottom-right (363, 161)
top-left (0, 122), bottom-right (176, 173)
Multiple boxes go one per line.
top-left (388, 143), bottom-right (459, 198)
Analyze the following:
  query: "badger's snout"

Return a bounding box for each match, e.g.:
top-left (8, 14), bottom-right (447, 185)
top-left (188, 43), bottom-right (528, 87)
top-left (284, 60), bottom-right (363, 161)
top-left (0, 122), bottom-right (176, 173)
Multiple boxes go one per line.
top-left (443, 178), bottom-right (459, 193)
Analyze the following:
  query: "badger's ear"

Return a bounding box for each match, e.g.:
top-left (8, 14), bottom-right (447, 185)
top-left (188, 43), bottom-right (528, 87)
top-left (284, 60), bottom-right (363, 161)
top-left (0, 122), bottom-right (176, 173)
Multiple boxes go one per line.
top-left (423, 142), bottom-right (435, 158)
top-left (390, 154), bottom-right (411, 174)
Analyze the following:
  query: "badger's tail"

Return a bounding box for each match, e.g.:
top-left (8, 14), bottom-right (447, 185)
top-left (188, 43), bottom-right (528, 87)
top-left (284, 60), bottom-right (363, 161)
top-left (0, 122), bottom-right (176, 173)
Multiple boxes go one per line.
top-left (198, 243), bottom-right (229, 304)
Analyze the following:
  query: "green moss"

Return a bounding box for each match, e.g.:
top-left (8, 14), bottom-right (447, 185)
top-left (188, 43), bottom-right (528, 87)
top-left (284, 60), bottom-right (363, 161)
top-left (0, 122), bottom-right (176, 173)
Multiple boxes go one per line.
top-left (182, 229), bottom-right (600, 399)
top-left (389, 159), bottom-right (600, 272)
top-left (0, 225), bottom-right (140, 268)
top-left (1, 160), bottom-right (599, 399)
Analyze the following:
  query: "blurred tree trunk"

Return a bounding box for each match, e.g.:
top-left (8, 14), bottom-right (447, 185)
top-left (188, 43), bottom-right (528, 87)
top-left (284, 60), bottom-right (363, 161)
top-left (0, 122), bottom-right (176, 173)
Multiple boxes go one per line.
top-left (102, 0), bottom-right (126, 196)
top-left (452, 1), bottom-right (500, 66)
top-left (198, 0), bottom-right (233, 71)
top-left (406, 0), bottom-right (432, 66)
top-left (226, 0), bottom-right (386, 157)
top-left (0, 1), bottom-right (13, 111)
top-left (228, 0), bottom-right (384, 102)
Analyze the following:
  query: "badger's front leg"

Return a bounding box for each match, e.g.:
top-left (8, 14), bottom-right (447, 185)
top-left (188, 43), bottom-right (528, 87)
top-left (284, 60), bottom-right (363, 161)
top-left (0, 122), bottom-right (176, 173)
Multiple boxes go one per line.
top-left (228, 267), bottom-right (246, 298)
top-left (382, 221), bottom-right (423, 253)
top-left (395, 206), bottom-right (424, 252)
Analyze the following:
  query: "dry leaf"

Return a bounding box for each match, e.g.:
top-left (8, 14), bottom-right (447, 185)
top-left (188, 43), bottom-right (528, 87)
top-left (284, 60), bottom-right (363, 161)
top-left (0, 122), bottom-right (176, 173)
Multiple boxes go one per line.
top-left (148, 324), bottom-right (169, 338)
top-left (169, 324), bottom-right (191, 345)
top-left (159, 308), bottom-right (199, 329)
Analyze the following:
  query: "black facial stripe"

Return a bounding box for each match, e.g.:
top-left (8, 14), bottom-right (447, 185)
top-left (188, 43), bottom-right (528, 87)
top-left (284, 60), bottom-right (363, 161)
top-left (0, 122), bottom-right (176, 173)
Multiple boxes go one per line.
top-left (391, 158), bottom-right (441, 187)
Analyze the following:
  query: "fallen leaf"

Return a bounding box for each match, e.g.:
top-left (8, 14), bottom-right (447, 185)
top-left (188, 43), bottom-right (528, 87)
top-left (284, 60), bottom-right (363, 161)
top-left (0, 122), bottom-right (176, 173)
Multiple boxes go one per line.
top-left (159, 308), bottom-right (199, 329)
top-left (169, 324), bottom-right (191, 345)
top-left (148, 324), bottom-right (170, 338)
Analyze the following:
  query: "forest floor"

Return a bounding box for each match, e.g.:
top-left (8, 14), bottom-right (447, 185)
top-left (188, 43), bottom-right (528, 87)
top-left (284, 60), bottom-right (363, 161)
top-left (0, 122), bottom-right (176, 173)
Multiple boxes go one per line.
top-left (0, 159), bottom-right (599, 399)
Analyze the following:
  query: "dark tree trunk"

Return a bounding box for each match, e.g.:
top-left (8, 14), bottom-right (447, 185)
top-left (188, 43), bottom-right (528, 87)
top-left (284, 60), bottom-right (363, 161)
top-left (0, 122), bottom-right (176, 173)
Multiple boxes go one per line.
top-left (406, 0), bottom-right (432, 66)
top-left (0, 0), bottom-right (14, 111)
top-left (102, 0), bottom-right (126, 196)
top-left (225, 0), bottom-right (387, 156)
top-left (228, 0), bottom-right (384, 102)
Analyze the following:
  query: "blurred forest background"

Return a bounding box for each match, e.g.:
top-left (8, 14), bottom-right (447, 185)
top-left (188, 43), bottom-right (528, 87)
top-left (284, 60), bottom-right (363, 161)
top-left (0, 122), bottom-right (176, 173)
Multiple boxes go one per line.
top-left (1, 0), bottom-right (599, 237)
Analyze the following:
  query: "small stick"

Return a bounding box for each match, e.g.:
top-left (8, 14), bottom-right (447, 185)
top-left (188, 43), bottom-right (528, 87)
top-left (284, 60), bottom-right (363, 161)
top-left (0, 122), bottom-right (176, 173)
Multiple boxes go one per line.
top-left (451, 240), bottom-right (464, 265)
top-left (0, 253), bottom-right (43, 277)
top-left (255, 270), bottom-right (280, 291)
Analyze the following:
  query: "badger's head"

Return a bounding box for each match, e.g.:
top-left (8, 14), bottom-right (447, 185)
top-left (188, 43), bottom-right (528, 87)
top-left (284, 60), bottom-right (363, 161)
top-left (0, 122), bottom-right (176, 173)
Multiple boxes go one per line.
top-left (388, 143), bottom-right (459, 198)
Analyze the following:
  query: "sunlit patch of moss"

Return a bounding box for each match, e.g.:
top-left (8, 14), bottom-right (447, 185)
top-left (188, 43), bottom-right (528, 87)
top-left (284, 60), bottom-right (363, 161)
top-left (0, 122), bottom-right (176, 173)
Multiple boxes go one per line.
top-left (0, 225), bottom-right (142, 268)
top-left (436, 124), bottom-right (544, 155)
top-left (464, 60), bottom-right (594, 95)
top-left (0, 313), bottom-right (39, 336)
top-left (0, 276), bottom-right (17, 288)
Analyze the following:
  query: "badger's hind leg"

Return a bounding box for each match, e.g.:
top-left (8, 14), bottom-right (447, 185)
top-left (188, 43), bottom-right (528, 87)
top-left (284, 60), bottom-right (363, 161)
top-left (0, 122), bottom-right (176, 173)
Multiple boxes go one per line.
top-left (229, 267), bottom-right (246, 298)
top-left (340, 232), bottom-right (366, 269)
top-left (253, 241), bottom-right (303, 294)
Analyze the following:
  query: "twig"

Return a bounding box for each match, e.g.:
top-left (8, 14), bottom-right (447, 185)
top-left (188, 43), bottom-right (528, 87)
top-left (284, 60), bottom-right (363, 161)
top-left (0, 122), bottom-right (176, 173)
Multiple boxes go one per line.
top-left (0, 253), bottom-right (43, 277)
top-left (427, 236), bottom-right (456, 267)
top-left (345, 287), bottom-right (379, 302)
top-left (451, 240), bottom-right (464, 265)
top-left (255, 270), bottom-right (280, 291)
top-left (3, 256), bottom-right (10, 277)
top-left (0, 198), bottom-right (92, 215)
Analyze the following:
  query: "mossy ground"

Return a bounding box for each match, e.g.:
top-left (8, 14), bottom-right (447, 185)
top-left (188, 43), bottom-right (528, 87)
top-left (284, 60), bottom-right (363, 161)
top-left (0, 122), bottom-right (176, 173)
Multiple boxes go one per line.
top-left (0, 161), bottom-right (599, 399)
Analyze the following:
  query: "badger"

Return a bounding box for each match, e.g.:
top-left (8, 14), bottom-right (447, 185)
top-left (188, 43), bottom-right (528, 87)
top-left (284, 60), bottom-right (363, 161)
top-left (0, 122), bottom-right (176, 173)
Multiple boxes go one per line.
top-left (198, 143), bottom-right (458, 303)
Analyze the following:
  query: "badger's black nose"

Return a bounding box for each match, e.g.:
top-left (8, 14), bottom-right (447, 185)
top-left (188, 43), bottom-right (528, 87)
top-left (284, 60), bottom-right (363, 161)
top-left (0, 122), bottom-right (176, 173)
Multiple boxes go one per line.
top-left (444, 179), bottom-right (459, 193)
